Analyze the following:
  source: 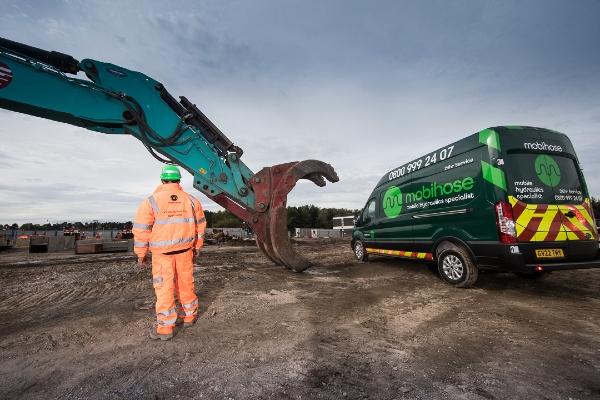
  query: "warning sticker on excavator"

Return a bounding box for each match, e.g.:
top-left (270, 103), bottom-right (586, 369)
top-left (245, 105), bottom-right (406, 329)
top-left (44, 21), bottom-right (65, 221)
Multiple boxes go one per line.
top-left (106, 67), bottom-right (127, 78)
top-left (0, 62), bottom-right (12, 89)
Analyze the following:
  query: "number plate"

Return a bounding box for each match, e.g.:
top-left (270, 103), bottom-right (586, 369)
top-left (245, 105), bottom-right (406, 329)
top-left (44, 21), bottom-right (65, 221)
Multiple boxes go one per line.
top-left (535, 249), bottom-right (564, 258)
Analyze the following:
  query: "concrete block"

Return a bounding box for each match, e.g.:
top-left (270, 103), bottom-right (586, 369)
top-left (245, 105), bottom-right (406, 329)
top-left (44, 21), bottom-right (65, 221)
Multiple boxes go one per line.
top-left (29, 237), bottom-right (48, 253)
top-left (15, 238), bottom-right (30, 247)
top-left (48, 236), bottom-right (75, 252)
top-left (102, 239), bottom-right (131, 252)
top-left (76, 242), bottom-right (103, 254)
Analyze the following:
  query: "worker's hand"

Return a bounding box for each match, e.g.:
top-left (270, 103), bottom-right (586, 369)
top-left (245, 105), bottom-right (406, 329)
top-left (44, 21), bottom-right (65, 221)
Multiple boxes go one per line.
top-left (138, 255), bottom-right (149, 268)
top-left (193, 248), bottom-right (201, 258)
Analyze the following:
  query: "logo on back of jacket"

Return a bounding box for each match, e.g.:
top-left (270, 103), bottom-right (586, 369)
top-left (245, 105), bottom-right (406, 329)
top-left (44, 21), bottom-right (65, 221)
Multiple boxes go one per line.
top-left (170, 195), bottom-right (178, 201)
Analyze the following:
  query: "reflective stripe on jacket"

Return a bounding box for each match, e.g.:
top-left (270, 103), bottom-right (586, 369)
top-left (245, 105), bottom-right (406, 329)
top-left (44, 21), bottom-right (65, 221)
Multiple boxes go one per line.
top-left (132, 183), bottom-right (206, 258)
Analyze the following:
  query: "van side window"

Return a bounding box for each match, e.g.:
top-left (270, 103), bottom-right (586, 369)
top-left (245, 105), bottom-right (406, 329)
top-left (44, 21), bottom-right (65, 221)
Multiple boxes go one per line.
top-left (364, 199), bottom-right (376, 223)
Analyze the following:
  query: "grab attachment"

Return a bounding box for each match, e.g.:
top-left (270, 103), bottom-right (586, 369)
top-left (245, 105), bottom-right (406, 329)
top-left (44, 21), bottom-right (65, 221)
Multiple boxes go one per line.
top-left (250, 160), bottom-right (339, 271)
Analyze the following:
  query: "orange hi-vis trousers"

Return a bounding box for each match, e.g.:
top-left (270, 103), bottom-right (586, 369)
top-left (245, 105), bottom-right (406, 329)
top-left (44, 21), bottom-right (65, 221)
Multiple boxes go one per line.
top-left (151, 249), bottom-right (198, 334)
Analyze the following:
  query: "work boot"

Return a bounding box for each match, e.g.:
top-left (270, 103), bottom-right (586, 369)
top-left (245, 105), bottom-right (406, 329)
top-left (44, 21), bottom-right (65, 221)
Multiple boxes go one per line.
top-left (148, 331), bottom-right (173, 341)
top-left (183, 315), bottom-right (198, 328)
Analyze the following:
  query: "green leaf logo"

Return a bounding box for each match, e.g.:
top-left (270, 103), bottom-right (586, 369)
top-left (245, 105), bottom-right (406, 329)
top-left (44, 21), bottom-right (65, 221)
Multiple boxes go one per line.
top-left (383, 186), bottom-right (403, 218)
top-left (535, 155), bottom-right (561, 187)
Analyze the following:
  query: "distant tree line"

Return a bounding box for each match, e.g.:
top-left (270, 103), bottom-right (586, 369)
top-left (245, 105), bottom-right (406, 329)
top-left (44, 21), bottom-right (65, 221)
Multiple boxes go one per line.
top-left (287, 206), bottom-right (360, 229)
top-left (204, 210), bottom-right (243, 228)
top-left (201, 206), bottom-right (359, 229)
top-left (2, 206), bottom-right (360, 231)
top-left (1, 221), bottom-right (134, 231)
top-left (591, 197), bottom-right (600, 218)
top-left (5, 198), bottom-right (600, 231)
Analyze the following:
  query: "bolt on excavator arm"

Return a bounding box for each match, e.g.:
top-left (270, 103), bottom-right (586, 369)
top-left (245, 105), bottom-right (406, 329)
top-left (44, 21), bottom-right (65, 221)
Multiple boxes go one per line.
top-left (0, 37), bottom-right (338, 271)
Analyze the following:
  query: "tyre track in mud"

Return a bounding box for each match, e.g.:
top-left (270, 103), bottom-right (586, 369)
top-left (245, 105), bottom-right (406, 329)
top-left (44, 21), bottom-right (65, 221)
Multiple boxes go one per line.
top-left (0, 251), bottom-right (135, 268)
top-left (1, 268), bottom-right (144, 297)
top-left (0, 251), bottom-right (149, 337)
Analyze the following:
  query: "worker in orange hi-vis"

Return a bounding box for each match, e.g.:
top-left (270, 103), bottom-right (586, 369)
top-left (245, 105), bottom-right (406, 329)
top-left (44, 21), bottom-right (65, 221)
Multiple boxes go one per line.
top-left (133, 165), bottom-right (206, 341)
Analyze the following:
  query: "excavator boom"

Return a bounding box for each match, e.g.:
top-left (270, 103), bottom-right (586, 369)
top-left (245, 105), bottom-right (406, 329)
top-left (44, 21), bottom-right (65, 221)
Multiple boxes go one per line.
top-left (0, 37), bottom-right (338, 271)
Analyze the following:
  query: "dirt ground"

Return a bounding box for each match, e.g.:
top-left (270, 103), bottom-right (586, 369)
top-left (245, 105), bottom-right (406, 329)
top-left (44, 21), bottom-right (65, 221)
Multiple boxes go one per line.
top-left (0, 238), bottom-right (599, 400)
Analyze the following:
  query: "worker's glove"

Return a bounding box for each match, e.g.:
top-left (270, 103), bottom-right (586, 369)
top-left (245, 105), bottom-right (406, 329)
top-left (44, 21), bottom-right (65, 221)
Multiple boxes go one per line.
top-left (138, 255), bottom-right (149, 268)
top-left (193, 248), bottom-right (201, 258)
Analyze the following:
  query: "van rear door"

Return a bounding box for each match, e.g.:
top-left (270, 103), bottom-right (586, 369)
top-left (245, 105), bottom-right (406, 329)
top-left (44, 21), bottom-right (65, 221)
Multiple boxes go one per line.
top-left (505, 149), bottom-right (597, 262)
top-left (506, 153), bottom-right (595, 239)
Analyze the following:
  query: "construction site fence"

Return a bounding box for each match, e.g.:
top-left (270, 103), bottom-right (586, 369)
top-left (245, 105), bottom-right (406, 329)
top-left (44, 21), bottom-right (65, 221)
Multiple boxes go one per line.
top-left (1, 229), bottom-right (129, 239)
top-left (0, 228), bottom-right (254, 239)
top-left (23, 236), bottom-right (134, 254)
top-left (294, 228), bottom-right (353, 238)
top-left (1, 227), bottom-right (353, 243)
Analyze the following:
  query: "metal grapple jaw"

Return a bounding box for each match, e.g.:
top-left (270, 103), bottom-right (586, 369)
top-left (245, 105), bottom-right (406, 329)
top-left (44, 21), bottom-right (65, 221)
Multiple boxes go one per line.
top-left (249, 160), bottom-right (339, 272)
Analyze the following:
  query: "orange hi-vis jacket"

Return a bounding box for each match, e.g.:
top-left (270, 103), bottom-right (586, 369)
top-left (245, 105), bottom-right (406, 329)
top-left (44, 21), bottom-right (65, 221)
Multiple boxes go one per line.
top-left (133, 183), bottom-right (206, 258)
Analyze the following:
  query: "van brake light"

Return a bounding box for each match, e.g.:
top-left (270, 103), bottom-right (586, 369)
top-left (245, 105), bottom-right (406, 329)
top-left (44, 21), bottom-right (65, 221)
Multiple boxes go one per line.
top-left (495, 201), bottom-right (517, 243)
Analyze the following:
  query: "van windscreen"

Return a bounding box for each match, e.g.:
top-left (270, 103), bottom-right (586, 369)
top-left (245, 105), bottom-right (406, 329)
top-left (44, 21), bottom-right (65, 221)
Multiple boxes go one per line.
top-left (505, 153), bottom-right (584, 205)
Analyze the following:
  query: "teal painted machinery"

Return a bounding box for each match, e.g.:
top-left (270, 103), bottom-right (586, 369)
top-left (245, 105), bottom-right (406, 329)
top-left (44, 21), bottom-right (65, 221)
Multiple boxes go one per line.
top-left (0, 37), bottom-right (338, 271)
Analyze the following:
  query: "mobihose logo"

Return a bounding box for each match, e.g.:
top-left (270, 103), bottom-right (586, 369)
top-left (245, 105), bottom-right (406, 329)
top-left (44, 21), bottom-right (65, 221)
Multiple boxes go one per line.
top-left (383, 186), bottom-right (403, 218)
top-left (0, 62), bottom-right (13, 89)
top-left (524, 141), bottom-right (563, 152)
top-left (535, 155), bottom-right (561, 187)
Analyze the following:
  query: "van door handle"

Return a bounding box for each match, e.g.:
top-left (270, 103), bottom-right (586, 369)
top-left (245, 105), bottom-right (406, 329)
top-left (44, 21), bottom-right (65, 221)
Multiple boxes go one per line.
top-left (564, 211), bottom-right (576, 218)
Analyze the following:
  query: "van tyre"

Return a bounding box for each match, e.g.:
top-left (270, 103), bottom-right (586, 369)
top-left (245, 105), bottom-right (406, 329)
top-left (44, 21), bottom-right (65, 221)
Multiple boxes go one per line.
top-left (437, 247), bottom-right (478, 287)
top-left (353, 239), bottom-right (369, 262)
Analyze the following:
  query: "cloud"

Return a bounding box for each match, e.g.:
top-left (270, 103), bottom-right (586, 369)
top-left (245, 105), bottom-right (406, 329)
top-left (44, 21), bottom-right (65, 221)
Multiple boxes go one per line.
top-left (1, 0), bottom-right (600, 225)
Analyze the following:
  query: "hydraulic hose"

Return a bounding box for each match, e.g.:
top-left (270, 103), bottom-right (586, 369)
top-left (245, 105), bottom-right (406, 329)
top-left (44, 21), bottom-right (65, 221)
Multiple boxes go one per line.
top-left (108, 91), bottom-right (190, 148)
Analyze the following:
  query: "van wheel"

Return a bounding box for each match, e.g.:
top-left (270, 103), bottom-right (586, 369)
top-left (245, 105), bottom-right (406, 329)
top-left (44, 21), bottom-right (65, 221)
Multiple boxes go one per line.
top-left (353, 240), bottom-right (369, 262)
top-left (437, 248), bottom-right (478, 287)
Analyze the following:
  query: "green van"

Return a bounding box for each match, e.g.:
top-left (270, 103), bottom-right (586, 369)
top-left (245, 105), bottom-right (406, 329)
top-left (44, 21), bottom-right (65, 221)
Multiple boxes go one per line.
top-left (352, 126), bottom-right (600, 287)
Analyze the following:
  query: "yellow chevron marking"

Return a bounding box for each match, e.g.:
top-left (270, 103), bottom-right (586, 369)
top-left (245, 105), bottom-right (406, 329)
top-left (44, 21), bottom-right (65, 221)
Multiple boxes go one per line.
top-left (508, 196), bottom-right (596, 242)
top-left (564, 204), bottom-right (594, 233)
top-left (555, 230), bottom-right (568, 241)
top-left (534, 208), bottom-right (558, 241)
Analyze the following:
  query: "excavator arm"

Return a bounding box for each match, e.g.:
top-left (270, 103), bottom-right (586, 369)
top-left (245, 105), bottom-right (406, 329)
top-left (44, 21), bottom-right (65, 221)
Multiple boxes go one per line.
top-left (0, 37), bottom-right (338, 271)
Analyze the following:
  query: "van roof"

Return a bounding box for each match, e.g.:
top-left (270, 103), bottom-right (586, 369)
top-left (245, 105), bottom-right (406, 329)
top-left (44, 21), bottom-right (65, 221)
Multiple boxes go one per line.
top-left (376, 125), bottom-right (568, 189)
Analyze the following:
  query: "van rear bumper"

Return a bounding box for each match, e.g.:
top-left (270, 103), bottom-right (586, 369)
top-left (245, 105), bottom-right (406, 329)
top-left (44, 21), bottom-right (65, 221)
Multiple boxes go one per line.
top-left (471, 241), bottom-right (600, 273)
top-left (524, 257), bottom-right (600, 271)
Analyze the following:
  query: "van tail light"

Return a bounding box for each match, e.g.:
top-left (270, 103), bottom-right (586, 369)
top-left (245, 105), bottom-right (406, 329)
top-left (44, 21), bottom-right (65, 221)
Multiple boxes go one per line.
top-left (495, 201), bottom-right (517, 243)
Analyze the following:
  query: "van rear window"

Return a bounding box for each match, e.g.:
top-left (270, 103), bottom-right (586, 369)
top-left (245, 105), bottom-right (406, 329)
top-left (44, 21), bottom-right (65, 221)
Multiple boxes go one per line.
top-left (506, 153), bottom-right (584, 205)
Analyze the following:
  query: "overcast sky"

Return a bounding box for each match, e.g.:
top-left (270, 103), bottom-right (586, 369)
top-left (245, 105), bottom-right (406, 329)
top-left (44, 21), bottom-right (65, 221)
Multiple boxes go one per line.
top-left (1, 0), bottom-right (599, 225)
